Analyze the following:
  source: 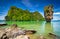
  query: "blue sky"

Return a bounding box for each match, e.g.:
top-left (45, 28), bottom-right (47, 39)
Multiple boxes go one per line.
top-left (0, 0), bottom-right (60, 20)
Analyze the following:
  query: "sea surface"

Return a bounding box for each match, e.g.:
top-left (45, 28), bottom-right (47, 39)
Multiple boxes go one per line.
top-left (0, 20), bottom-right (60, 39)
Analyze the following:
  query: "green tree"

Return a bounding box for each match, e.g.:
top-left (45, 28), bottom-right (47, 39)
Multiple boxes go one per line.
top-left (32, 11), bottom-right (44, 21)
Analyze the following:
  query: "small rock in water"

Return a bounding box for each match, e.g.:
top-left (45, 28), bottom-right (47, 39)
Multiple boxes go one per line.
top-left (39, 34), bottom-right (46, 39)
top-left (49, 33), bottom-right (56, 36)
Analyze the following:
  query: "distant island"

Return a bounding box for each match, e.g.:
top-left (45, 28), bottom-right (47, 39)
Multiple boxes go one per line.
top-left (5, 6), bottom-right (44, 21)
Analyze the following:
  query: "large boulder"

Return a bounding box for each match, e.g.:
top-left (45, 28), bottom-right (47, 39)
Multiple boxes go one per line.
top-left (5, 24), bottom-right (26, 38)
top-left (0, 24), bottom-right (36, 39)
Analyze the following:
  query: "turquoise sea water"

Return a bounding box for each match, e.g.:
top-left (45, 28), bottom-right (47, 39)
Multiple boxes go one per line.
top-left (0, 20), bottom-right (60, 39)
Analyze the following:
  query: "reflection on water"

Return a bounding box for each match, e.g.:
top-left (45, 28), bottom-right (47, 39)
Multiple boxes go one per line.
top-left (44, 22), bottom-right (54, 39)
top-left (44, 22), bottom-right (53, 35)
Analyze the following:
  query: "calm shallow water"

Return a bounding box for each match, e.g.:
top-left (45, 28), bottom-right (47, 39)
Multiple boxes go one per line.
top-left (0, 20), bottom-right (60, 39)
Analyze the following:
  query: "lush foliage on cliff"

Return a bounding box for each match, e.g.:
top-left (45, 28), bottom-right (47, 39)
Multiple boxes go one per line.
top-left (5, 6), bottom-right (44, 21)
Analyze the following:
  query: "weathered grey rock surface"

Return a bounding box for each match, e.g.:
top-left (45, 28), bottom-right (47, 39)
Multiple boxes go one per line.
top-left (0, 24), bottom-right (36, 39)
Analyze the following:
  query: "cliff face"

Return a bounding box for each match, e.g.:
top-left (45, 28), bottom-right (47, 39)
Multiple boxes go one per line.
top-left (44, 5), bottom-right (53, 22)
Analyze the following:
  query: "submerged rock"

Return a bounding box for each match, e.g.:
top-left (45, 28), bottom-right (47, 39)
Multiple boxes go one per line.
top-left (38, 34), bottom-right (46, 39)
top-left (49, 33), bottom-right (60, 39)
top-left (49, 33), bottom-right (56, 37)
top-left (24, 30), bottom-right (36, 34)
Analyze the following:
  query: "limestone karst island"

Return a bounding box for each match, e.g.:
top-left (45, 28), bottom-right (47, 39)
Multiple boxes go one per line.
top-left (5, 6), bottom-right (44, 21)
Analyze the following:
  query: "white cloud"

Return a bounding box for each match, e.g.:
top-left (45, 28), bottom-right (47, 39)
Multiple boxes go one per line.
top-left (0, 11), bottom-right (7, 20)
top-left (54, 12), bottom-right (60, 14)
top-left (53, 12), bottom-right (60, 20)
top-left (0, 15), bottom-right (5, 20)
top-left (21, 0), bottom-right (33, 8)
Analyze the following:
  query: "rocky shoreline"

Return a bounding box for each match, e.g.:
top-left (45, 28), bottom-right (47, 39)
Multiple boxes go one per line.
top-left (0, 24), bottom-right (37, 39)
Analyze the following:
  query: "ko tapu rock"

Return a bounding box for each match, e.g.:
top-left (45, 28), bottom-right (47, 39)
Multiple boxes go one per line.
top-left (44, 5), bottom-right (53, 22)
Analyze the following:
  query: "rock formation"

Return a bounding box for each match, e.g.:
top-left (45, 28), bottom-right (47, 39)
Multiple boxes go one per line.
top-left (44, 5), bottom-right (53, 22)
top-left (0, 24), bottom-right (36, 39)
